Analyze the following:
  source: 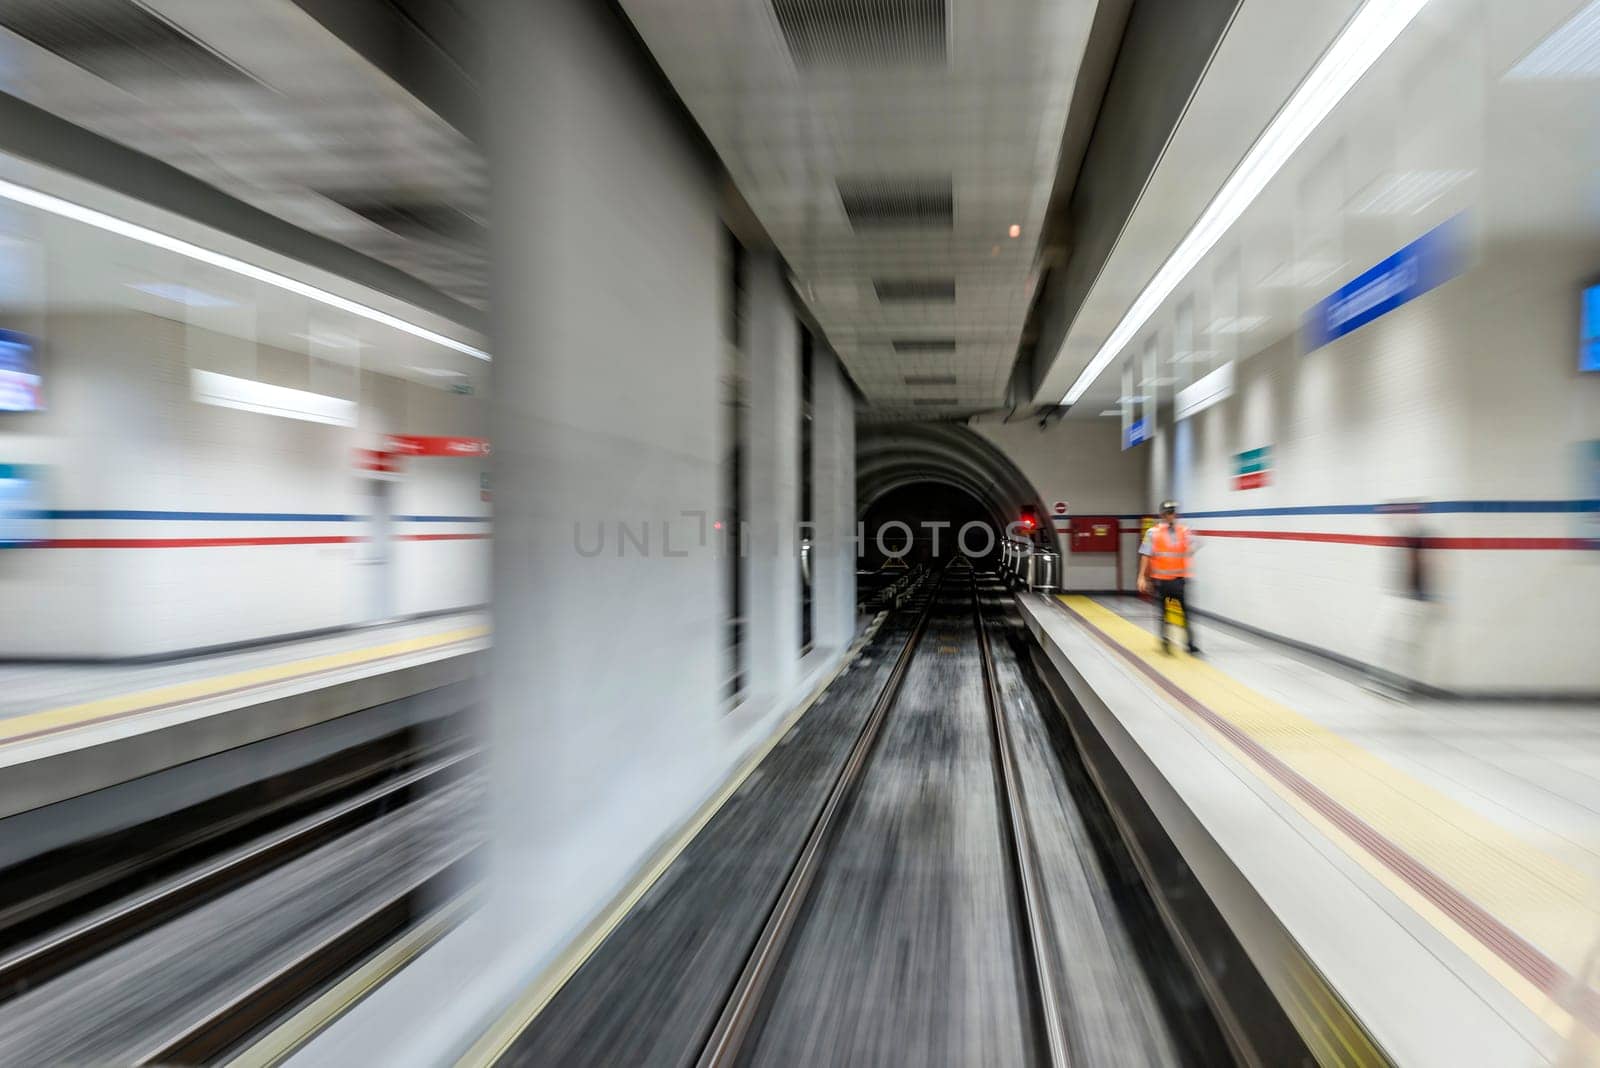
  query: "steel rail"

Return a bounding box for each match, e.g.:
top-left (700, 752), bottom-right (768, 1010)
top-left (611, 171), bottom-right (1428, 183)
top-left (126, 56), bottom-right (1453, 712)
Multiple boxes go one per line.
top-left (972, 571), bottom-right (1072, 1068)
top-left (0, 748), bottom-right (475, 1001)
top-left (134, 851), bottom-right (477, 1065)
top-left (695, 570), bottom-right (942, 1068)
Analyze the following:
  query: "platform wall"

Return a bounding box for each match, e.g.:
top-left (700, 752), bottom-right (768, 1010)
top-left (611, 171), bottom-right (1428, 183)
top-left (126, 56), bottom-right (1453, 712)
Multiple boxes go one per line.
top-left (1172, 238), bottom-right (1600, 694)
top-left (0, 310), bottom-right (489, 658)
top-left (979, 418), bottom-right (1149, 591)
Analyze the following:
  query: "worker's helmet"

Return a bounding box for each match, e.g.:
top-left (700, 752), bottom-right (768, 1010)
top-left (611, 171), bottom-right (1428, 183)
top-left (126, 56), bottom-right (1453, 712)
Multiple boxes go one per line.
top-left (1160, 499), bottom-right (1179, 515)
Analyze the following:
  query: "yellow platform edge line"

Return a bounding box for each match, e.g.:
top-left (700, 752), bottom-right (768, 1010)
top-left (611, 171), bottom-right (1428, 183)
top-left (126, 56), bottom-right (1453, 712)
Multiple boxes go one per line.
top-left (454, 617), bottom-right (884, 1068)
top-left (0, 623), bottom-right (490, 747)
top-left (1057, 594), bottom-right (1597, 1042)
top-left (1061, 596), bottom-right (1600, 931)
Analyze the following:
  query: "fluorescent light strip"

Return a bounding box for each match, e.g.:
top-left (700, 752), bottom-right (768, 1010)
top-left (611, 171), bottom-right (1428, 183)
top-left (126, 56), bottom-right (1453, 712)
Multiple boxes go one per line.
top-left (1347, 169), bottom-right (1472, 215)
top-left (0, 176), bottom-right (490, 362)
top-left (127, 281), bottom-right (237, 307)
top-left (1061, 0), bottom-right (1428, 405)
top-left (1506, 0), bottom-right (1600, 79)
top-left (1205, 315), bottom-right (1268, 335)
top-left (191, 369), bottom-right (357, 427)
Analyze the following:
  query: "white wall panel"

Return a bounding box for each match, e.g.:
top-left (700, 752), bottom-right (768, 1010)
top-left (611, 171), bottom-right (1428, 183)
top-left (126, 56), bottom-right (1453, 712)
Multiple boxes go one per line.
top-left (1174, 240), bottom-right (1600, 694)
top-left (979, 418), bottom-right (1149, 591)
top-left (0, 310), bottom-right (487, 658)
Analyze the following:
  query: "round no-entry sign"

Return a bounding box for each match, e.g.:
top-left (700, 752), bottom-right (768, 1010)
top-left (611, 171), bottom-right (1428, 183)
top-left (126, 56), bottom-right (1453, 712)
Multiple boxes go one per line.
top-left (1051, 501), bottom-right (1069, 516)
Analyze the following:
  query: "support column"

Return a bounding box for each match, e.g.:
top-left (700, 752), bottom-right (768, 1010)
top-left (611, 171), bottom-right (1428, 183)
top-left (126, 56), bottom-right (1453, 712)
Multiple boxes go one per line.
top-left (811, 348), bottom-right (857, 652)
top-left (482, 0), bottom-right (728, 989)
top-left (741, 251), bottom-right (800, 707)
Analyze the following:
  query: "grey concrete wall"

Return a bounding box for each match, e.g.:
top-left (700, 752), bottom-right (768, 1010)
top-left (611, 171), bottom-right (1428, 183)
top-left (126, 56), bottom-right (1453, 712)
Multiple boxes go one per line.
top-left (295, 7), bottom-right (860, 1059)
top-left (481, 0), bottom-right (727, 1002)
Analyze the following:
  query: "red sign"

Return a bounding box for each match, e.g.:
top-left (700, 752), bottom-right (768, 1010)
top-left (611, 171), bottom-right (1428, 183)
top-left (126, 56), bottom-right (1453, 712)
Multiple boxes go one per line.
top-left (354, 448), bottom-right (401, 473)
top-left (1069, 516), bottom-right (1119, 553)
top-left (1233, 470), bottom-right (1271, 491)
top-left (384, 435), bottom-right (491, 458)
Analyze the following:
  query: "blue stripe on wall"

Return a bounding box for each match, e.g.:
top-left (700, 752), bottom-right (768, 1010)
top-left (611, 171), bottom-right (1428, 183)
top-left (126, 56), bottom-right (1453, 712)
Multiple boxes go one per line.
top-left (39, 510), bottom-right (492, 523)
top-left (1184, 500), bottom-right (1598, 519)
top-left (392, 515), bottom-right (493, 523)
top-left (42, 510), bottom-right (360, 522)
top-left (30, 502), bottom-right (1591, 523)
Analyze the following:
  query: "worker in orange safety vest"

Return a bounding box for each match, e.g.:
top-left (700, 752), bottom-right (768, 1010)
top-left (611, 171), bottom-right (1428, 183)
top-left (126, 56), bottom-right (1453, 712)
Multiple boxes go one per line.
top-left (1137, 500), bottom-right (1200, 656)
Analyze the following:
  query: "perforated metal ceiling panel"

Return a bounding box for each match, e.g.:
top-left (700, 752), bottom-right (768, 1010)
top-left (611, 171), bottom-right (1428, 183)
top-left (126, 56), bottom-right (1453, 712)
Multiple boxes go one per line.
top-left (619, 0), bottom-right (1097, 414)
top-left (771, 0), bottom-right (947, 69)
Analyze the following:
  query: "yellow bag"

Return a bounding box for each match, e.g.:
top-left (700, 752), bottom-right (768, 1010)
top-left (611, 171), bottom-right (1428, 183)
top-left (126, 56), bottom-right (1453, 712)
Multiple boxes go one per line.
top-left (1164, 597), bottom-right (1186, 627)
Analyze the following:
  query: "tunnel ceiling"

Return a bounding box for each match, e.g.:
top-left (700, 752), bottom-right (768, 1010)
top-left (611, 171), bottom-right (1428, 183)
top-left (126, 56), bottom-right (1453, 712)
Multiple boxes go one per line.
top-left (857, 423), bottom-right (1057, 548)
top-left (617, 0), bottom-right (1103, 419)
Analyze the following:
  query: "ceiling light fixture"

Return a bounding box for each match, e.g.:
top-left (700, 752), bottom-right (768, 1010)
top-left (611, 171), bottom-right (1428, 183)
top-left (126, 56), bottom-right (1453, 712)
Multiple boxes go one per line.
top-left (1060, 0), bottom-right (1429, 405)
top-left (1008, 224), bottom-right (1021, 238)
top-left (1098, 408), bottom-right (1123, 417)
top-left (294, 331), bottom-right (364, 350)
top-left (1259, 258), bottom-right (1345, 287)
top-left (191, 370), bottom-right (357, 427)
top-left (127, 282), bottom-right (236, 307)
top-left (410, 366), bottom-right (467, 378)
top-left (1505, 0), bottom-right (1600, 79)
top-left (1346, 169), bottom-right (1472, 215)
top-left (1205, 315), bottom-right (1268, 335)
top-left (0, 177), bottom-right (490, 361)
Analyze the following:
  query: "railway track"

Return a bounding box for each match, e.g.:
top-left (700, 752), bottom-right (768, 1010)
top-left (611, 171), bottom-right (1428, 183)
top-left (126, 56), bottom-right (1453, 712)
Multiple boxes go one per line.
top-left (0, 718), bottom-right (481, 1065)
top-left (695, 563), bottom-right (1070, 1067)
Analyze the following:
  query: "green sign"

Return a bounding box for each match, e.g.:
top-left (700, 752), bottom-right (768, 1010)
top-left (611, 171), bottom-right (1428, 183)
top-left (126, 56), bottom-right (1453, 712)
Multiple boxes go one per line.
top-left (1235, 446), bottom-right (1272, 474)
top-left (1233, 446), bottom-right (1273, 490)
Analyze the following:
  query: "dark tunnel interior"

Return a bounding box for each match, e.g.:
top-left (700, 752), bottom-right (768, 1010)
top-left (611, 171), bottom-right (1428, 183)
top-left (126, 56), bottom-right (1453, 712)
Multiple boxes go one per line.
top-left (858, 481), bottom-right (1001, 572)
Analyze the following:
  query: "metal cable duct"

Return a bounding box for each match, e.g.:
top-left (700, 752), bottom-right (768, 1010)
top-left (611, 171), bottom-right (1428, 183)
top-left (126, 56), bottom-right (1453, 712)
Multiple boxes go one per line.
top-left (856, 424), bottom-right (1059, 551)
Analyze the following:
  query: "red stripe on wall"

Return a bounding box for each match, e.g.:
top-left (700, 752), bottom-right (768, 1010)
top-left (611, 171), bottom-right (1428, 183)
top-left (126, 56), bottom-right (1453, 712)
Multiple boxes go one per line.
top-left (1194, 529), bottom-right (1587, 551)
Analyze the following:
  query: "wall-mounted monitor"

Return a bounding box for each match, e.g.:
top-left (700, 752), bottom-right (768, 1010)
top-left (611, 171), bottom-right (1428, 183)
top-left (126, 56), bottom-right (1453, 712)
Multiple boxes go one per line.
top-left (0, 328), bottom-right (41, 412)
top-left (1583, 283), bottom-right (1599, 373)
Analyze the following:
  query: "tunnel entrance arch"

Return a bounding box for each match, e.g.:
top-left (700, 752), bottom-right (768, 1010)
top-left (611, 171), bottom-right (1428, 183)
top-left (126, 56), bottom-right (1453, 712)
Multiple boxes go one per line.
top-left (856, 424), bottom-right (1061, 562)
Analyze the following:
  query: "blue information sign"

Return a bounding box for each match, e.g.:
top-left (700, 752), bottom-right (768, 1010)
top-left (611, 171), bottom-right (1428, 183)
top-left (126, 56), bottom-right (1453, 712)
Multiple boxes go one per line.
top-left (1303, 214), bottom-right (1467, 353)
top-left (1582, 283), bottom-right (1599, 373)
top-left (1123, 417), bottom-right (1150, 450)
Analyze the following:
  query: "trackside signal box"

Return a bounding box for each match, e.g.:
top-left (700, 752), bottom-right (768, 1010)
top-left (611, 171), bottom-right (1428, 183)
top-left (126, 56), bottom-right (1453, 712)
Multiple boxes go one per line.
top-left (1069, 516), bottom-right (1118, 553)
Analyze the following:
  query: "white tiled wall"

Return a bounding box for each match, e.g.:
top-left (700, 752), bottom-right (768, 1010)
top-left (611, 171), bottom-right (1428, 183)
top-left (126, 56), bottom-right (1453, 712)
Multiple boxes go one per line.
top-left (0, 310), bottom-right (489, 658)
top-left (980, 418), bottom-right (1149, 591)
top-left (1172, 243), bottom-right (1600, 694)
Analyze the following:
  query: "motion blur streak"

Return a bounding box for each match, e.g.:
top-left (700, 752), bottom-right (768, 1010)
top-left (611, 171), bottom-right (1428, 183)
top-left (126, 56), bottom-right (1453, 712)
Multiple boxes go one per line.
top-left (0, 0), bottom-right (1595, 1066)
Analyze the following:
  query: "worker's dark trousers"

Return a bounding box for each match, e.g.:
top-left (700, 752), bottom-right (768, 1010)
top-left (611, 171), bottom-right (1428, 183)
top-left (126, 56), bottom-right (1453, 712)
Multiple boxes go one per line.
top-left (1152, 577), bottom-right (1198, 650)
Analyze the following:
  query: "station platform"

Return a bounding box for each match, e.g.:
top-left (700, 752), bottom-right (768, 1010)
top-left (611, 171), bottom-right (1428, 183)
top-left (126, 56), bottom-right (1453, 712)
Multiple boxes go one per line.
top-left (0, 612), bottom-right (489, 819)
top-left (1021, 593), bottom-right (1600, 1068)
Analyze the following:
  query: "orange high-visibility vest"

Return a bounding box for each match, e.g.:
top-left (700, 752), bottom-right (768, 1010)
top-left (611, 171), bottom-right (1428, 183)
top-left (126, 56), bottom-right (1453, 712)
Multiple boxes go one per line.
top-left (1148, 523), bottom-right (1193, 580)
